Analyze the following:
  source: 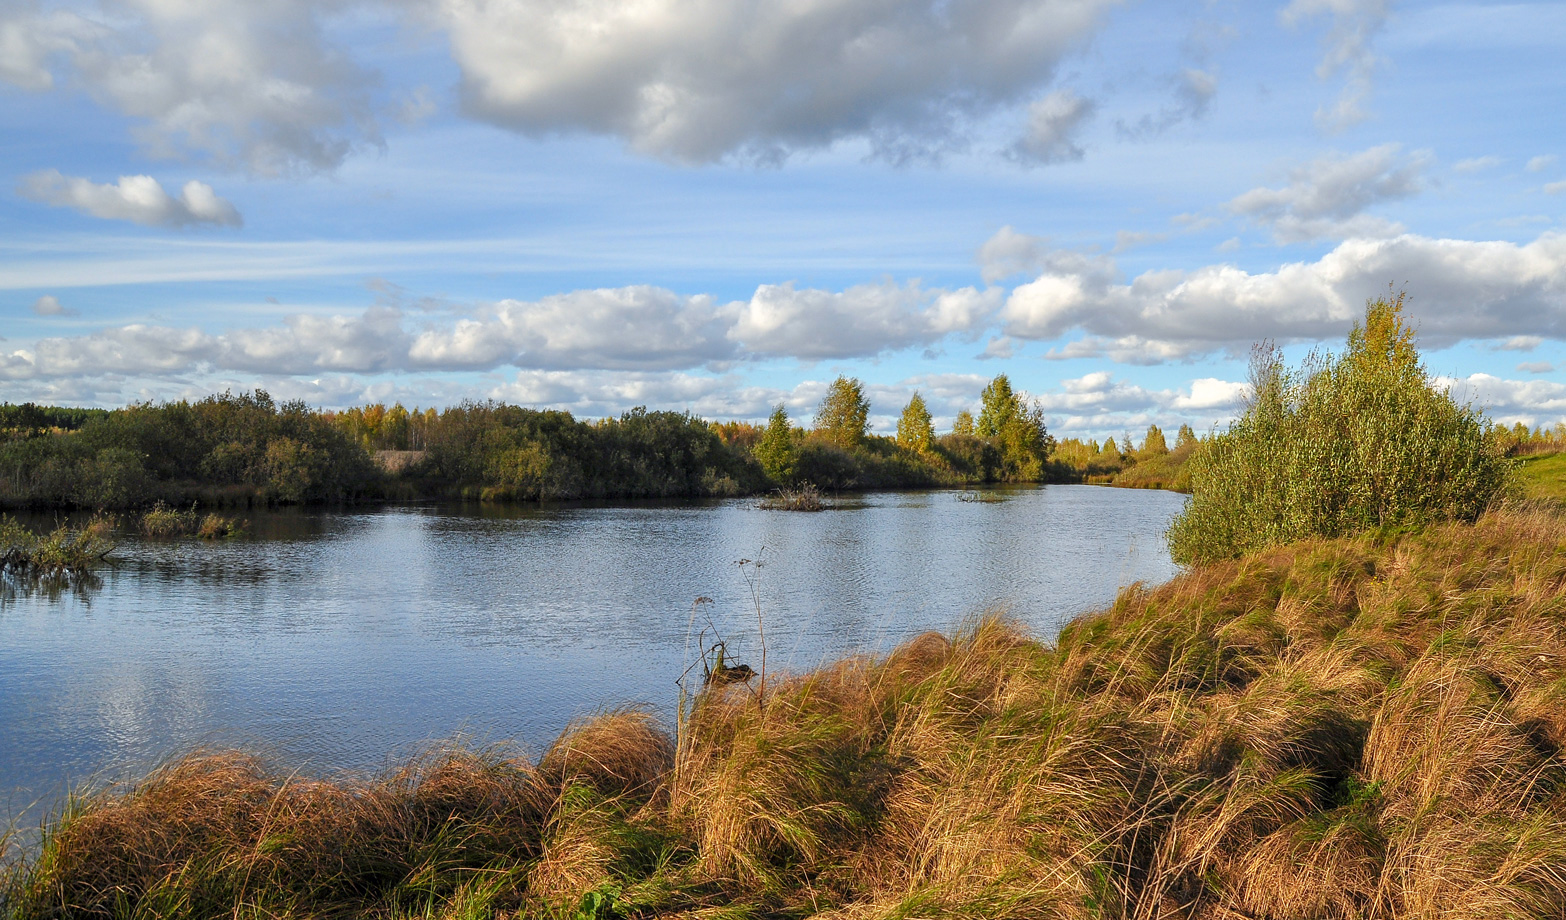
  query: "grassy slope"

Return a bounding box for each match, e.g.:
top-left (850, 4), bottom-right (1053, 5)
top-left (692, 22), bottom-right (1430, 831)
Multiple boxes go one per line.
top-left (1518, 452), bottom-right (1566, 503)
top-left (9, 508), bottom-right (1566, 919)
top-left (1108, 443), bottom-right (1196, 492)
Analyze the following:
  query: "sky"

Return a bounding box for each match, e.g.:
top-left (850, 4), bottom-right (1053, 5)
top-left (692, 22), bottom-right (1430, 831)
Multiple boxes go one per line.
top-left (1, 0), bottom-right (1565, 440)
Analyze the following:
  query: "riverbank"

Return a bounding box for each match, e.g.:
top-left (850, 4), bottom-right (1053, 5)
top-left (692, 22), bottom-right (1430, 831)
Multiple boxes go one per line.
top-left (7, 504), bottom-right (1565, 918)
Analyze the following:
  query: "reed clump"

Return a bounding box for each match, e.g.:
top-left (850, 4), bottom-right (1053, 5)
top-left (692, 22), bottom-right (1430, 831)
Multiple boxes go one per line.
top-left (140, 503), bottom-right (247, 539)
top-left (10, 505), bottom-right (1566, 918)
top-left (758, 482), bottom-right (824, 511)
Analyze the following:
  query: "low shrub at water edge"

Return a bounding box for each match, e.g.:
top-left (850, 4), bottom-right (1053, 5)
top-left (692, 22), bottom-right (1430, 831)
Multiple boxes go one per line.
top-left (0, 514), bottom-right (114, 577)
top-left (140, 502), bottom-right (198, 536)
top-left (196, 512), bottom-right (247, 539)
top-left (1168, 292), bottom-right (1512, 564)
top-left (12, 506), bottom-right (1566, 918)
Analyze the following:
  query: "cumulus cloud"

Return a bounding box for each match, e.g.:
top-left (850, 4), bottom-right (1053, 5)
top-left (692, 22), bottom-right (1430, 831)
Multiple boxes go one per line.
top-left (19, 170), bottom-right (242, 227)
top-left (5, 0), bottom-right (378, 175)
top-left (32, 295), bottom-right (76, 316)
top-left (1226, 144), bottom-right (1427, 243)
top-left (1446, 374), bottom-right (1566, 427)
top-left (1518, 362), bottom-right (1556, 375)
top-left (439, 0), bottom-right (1118, 163)
top-left (23, 324), bottom-right (219, 378)
top-left (1281, 0), bottom-right (1390, 131)
top-left (731, 281), bottom-right (1000, 360)
top-left (1528, 155), bottom-right (1558, 173)
top-left (1009, 89), bottom-right (1095, 165)
top-left (999, 230), bottom-right (1566, 358)
top-left (220, 306), bottom-right (411, 373)
top-left (1546, 181), bottom-right (1566, 195)
top-left (410, 287), bottom-right (737, 371)
top-left (1, 278), bottom-right (1000, 382)
top-left (1024, 371), bottom-right (1248, 437)
top-left (486, 370), bottom-right (805, 421)
top-left (0, 6), bottom-right (95, 90)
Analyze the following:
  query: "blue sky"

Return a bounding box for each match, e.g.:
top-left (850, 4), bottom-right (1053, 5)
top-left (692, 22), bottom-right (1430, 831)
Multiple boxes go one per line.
top-left (2, 0), bottom-right (1564, 440)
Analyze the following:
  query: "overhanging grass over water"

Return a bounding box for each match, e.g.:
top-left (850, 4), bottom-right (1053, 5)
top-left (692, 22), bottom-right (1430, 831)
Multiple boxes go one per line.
top-left (8, 506), bottom-right (1566, 918)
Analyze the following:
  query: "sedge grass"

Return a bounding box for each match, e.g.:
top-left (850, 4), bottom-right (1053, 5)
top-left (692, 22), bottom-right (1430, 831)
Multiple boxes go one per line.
top-left (757, 483), bottom-right (824, 511)
top-left (10, 506), bottom-right (1566, 918)
top-left (140, 503), bottom-right (248, 539)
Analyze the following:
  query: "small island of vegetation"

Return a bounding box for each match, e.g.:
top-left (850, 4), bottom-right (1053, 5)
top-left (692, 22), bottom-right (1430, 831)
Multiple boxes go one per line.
top-left (7, 295), bottom-right (1566, 918)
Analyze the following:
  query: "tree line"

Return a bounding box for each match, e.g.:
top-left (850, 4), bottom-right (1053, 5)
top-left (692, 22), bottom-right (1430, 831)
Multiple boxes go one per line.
top-left (1, 373), bottom-right (1205, 510)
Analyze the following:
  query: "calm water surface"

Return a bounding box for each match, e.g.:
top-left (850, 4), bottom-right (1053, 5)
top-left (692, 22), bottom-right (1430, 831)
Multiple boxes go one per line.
top-left (1, 485), bottom-right (1185, 827)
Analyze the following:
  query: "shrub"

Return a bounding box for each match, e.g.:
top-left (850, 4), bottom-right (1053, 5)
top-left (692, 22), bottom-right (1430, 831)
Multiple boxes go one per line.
top-left (1168, 292), bottom-right (1511, 564)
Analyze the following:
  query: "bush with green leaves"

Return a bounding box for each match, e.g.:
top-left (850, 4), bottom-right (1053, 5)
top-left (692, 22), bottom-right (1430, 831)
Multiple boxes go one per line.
top-left (1167, 293), bottom-right (1511, 564)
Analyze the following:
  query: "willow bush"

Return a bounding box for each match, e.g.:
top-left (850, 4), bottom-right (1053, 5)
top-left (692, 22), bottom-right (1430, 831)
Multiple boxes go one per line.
top-left (1168, 292), bottom-right (1511, 564)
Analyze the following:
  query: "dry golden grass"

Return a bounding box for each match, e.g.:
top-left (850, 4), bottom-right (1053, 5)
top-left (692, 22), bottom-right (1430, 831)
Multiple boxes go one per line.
top-left (11, 505), bottom-right (1566, 919)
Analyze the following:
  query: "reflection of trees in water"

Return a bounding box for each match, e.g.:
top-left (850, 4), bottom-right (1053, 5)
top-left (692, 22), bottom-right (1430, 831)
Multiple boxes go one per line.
top-left (0, 568), bottom-right (102, 605)
top-left (112, 556), bottom-right (275, 589)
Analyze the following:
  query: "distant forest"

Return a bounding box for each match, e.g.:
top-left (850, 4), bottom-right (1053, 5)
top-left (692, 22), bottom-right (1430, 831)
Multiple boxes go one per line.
top-left (8, 370), bottom-right (1550, 510)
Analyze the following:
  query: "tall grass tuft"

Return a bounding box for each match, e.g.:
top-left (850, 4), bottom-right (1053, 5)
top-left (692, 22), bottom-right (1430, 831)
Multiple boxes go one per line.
top-left (140, 503), bottom-right (246, 539)
top-left (1168, 291), bottom-right (1511, 564)
top-left (757, 482), bottom-right (824, 511)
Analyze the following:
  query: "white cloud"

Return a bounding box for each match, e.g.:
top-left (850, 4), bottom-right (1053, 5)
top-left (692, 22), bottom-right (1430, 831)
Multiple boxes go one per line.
top-left (1518, 361), bottom-right (1555, 375)
top-left (410, 286), bottom-right (737, 371)
top-left (7, 0), bottom-right (379, 175)
top-left (1453, 155), bottom-right (1502, 174)
top-left (732, 281), bottom-right (1000, 360)
top-left (1043, 335), bottom-right (1208, 365)
top-left (1445, 373), bottom-right (1566, 427)
top-left (19, 170), bottom-right (242, 228)
top-left (1497, 335), bottom-right (1543, 352)
top-left (32, 295), bottom-right (76, 316)
top-left (1527, 155), bottom-right (1558, 173)
top-left (439, 0), bottom-right (1119, 163)
top-left (2, 277), bottom-right (1002, 382)
top-left (0, 7), bottom-right (94, 90)
top-left (1226, 144), bottom-right (1427, 243)
top-left (1009, 89), bottom-right (1095, 165)
top-left (486, 370), bottom-right (809, 422)
top-left (1028, 371), bottom-right (1249, 437)
top-left (1001, 231), bottom-right (1566, 358)
top-left (220, 306), bottom-right (411, 373)
top-left (1545, 181), bottom-right (1566, 195)
top-left (977, 225), bottom-right (1055, 283)
top-left (1281, 0), bottom-right (1391, 131)
top-left (26, 324), bottom-right (219, 377)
